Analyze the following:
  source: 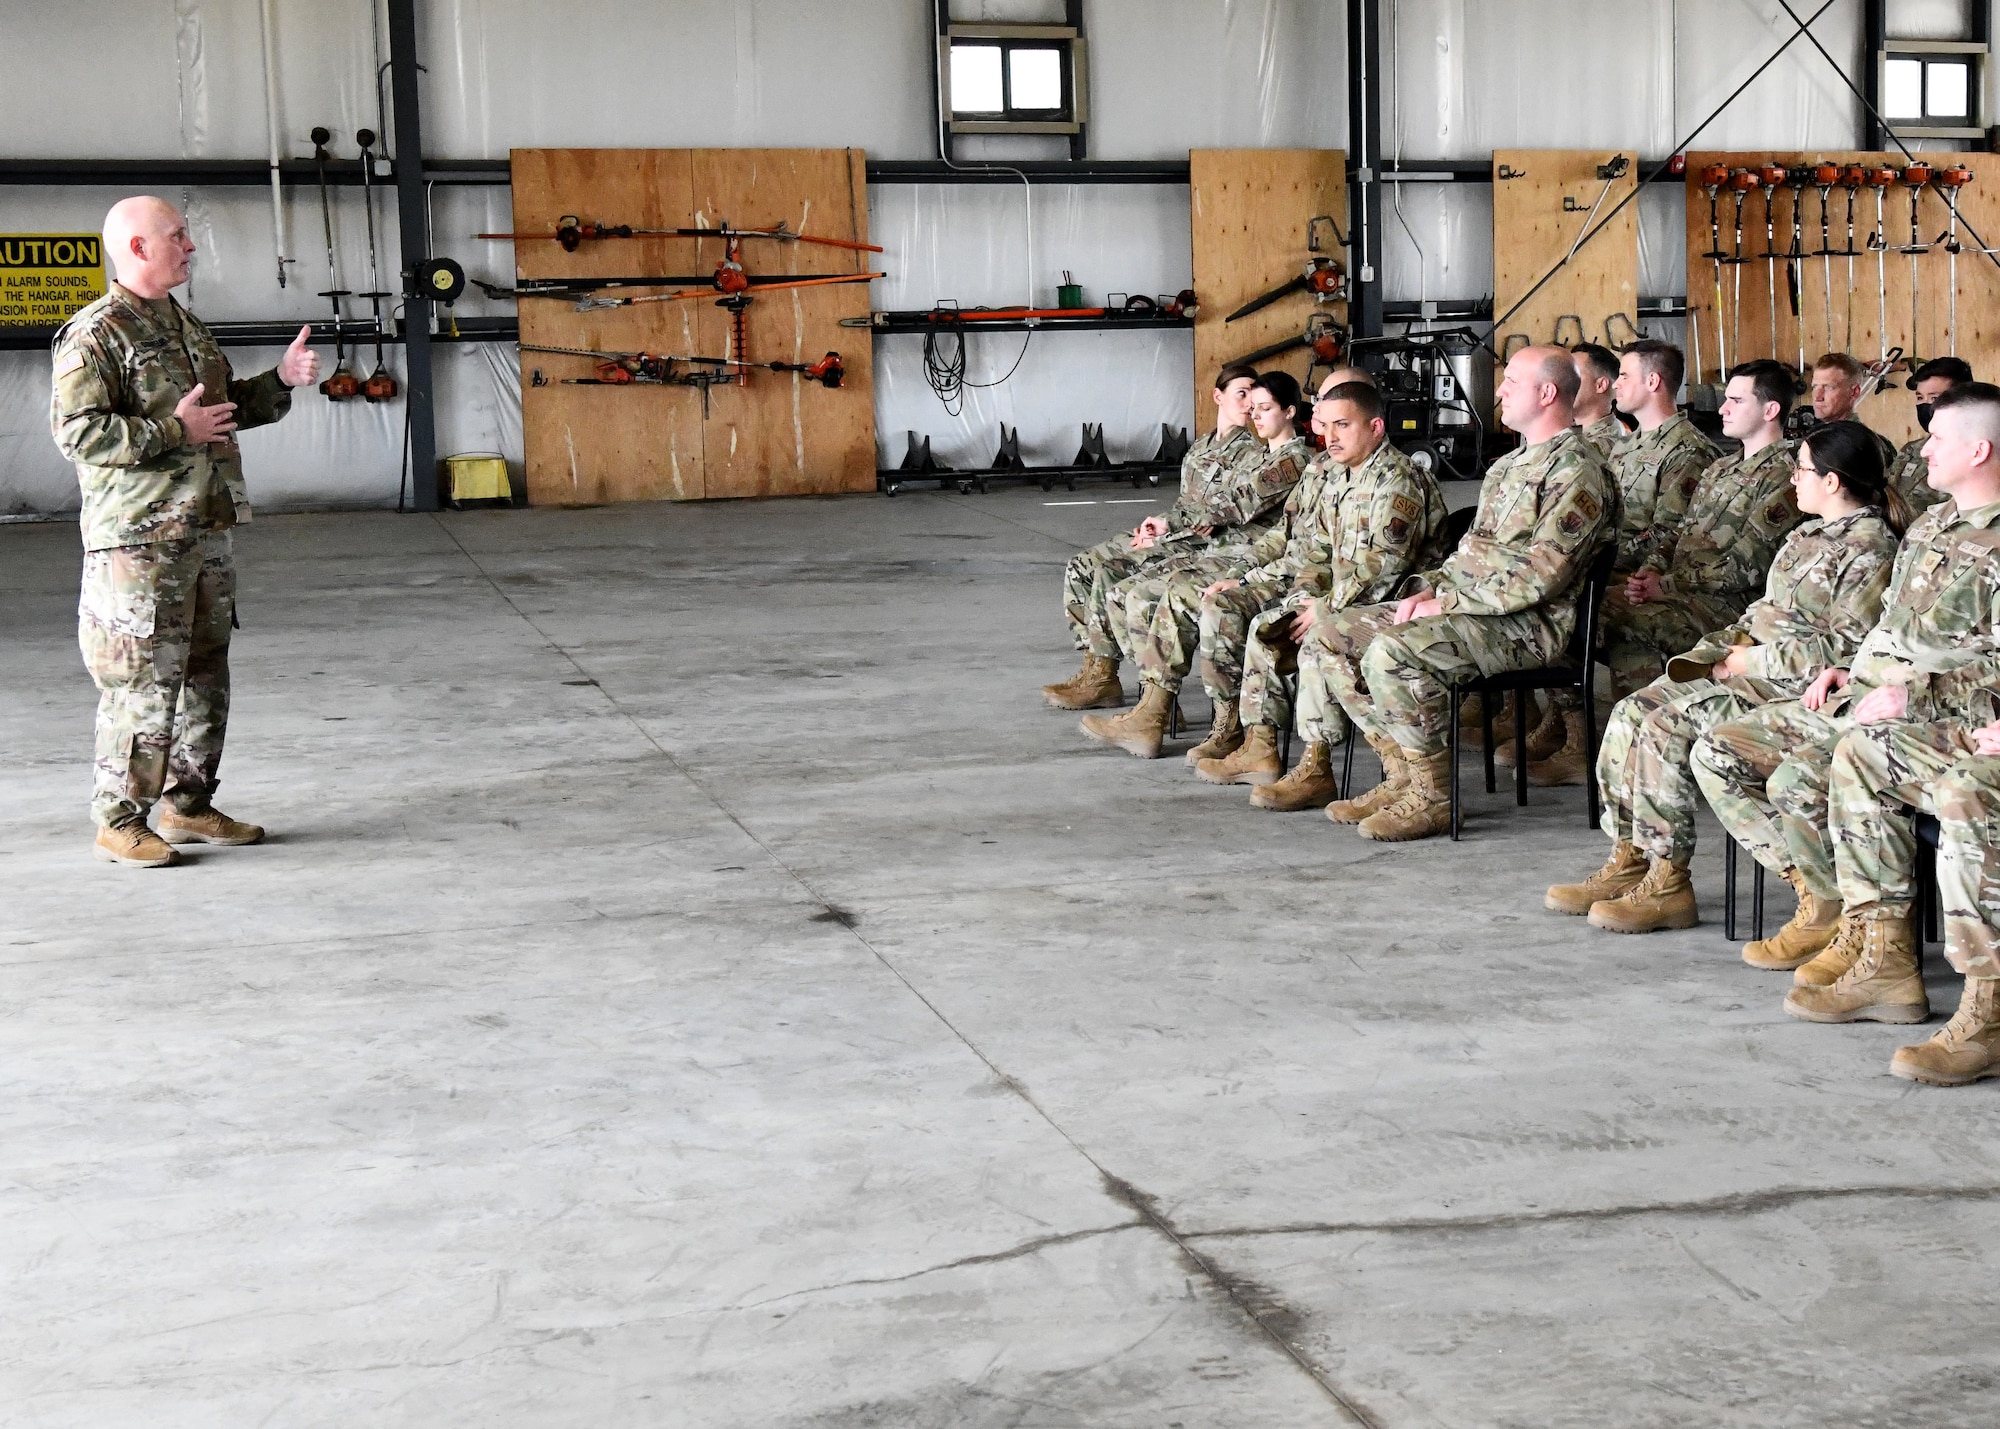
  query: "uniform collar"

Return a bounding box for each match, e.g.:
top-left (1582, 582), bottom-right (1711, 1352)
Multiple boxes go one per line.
top-left (1948, 496), bottom-right (2000, 529)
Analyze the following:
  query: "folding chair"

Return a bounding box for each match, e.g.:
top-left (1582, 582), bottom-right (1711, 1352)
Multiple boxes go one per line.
top-left (1722, 813), bottom-right (1941, 943)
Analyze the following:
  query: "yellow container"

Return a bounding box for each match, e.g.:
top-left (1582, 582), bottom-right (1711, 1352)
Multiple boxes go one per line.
top-left (445, 453), bottom-right (511, 503)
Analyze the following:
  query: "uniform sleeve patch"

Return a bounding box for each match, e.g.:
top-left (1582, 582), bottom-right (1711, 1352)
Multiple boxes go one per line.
top-left (1560, 509), bottom-right (1586, 536)
top-left (1572, 491), bottom-right (1601, 522)
top-left (54, 350), bottom-right (85, 379)
top-left (1387, 517), bottom-right (1410, 544)
top-left (1764, 499), bottom-right (1793, 525)
top-left (1390, 493), bottom-right (1420, 519)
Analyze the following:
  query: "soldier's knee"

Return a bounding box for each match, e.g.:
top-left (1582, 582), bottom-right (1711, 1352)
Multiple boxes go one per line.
top-left (1768, 756), bottom-right (1830, 815)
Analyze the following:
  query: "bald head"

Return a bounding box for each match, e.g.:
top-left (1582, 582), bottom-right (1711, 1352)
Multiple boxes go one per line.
top-left (1496, 344), bottom-right (1579, 444)
top-left (1316, 365), bottom-right (1375, 397)
top-left (104, 196), bottom-right (193, 298)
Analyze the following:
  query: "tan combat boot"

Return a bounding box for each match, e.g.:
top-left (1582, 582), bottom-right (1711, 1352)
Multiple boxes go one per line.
top-left (1183, 702), bottom-right (1244, 766)
top-left (1793, 920), bottom-right (1866, 987)
top-left (1079, 681), bottom-right (1176, 758)
top-left (1250, 740), bottom-right (1339, 810)
top-left (1587, 856), bottom-right (1698, 933)
top-left (1042, 655), bottom-right (1125, 710)
top-left (157, 805), bottom-right (265, 846)
top-left (1193, 724), bottom-right (1282, 785)
top-left (1524, 708), bottom-right (1592, 787)
top-left (93, 822), bottom-right (181, 867)
top-left (1326, 735), bottom-right (1405, 824)
top-left (1458, 692), bottom-right (1487, 729)
top-left (1783, 911), bottom-right (1930, 1024)
top-left (1892, 977), bottom-right (2000, 1085)
top-left (1741, 868), bottom-right (1842, 970)
top-left (1545, 840), bottom-right (1648, 916)
top-left (1357, 747), bottom-right (1453, 842)
top-left (1495, 695), bottom-right (1562, 767)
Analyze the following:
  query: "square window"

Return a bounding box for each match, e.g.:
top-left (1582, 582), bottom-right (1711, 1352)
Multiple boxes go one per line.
top-left (950, 42), bottom-right (1003, 115)
top-left (1009, 47), bottom-right (1063, 111)
top-left (1927, 59), bottom-right (1970, 118)
top-left (1884, 57), bottom-right (1923, 118)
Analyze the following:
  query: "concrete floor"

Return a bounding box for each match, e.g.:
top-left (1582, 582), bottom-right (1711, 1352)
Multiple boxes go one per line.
top-left (4, 486), bottom-right (1999, 1428)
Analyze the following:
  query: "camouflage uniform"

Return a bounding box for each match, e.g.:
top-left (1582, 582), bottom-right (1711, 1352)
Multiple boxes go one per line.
top-left (1599, 439), bottom-right (1801, 681)
top-left (1107, 434), bottom-right (1312, 671)
top-left (1692, 497), bottom-right (2000, 896)
top-left (1605, 413), bottom-right (1722, 576)
top-left (1887, 434), bottom-right (1948, 515)
top-left (1060, 423), bottom-right (1264, 658)
top-left (1594, 510), bottom-right (1897, 861)
top-left (1255, 442), bottom-right (1451, 742)
top-left (1826, 709), bottom-right (2000, 974)
top-left (1308, 428), bottom-right (1614, 753)
top-left (50, 283), bottom-right (293, 829)
top-left (1578, 412), bottom-right (1628, 458)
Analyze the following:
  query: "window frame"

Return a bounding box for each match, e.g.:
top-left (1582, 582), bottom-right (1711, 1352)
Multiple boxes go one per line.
top-left (938, 23), bottom-right (1088, 138)
top-left (1878, 39), bottom-right (1987, 139)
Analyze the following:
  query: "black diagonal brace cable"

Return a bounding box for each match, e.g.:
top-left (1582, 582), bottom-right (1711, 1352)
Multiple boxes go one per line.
top-left (1483, 0), bottom-right (1840, 356)
top-left (1773, 0), bottom-right (2000, 280)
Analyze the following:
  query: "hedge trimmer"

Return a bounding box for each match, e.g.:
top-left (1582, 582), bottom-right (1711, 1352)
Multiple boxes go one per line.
top-left (478, 214), bottom-right (883, 254)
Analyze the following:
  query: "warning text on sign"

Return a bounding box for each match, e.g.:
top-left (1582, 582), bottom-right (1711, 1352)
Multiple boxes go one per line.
top-left (1, 234), bottom-right (107, 327)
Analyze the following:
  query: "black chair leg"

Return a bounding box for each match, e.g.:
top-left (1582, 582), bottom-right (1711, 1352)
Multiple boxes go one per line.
top-left (1583, 678), bottom-right (1601, 829)
top-left (1752, 861), bottom-right (1766, 942)
top-left (1342, 724), bottom-right (1357, 793)
top-left (1450, 688), bottom-right (1463, 840)
top-left (1514, 694), bottom-right (1529, 807)
top-left (1482, 690), bottom-right (1497, 794)
top-left (1725, 838), bottom-right (1739, 943)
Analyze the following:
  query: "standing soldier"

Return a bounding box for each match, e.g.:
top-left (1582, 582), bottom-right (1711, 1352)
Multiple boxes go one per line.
top-left (1309, 346), bottom-right (1615, 842)
top-left (1571, 344), bottom-right (1626, 455)
top-left (1692, 382), bottom-right (2000, 998)
top-left (1544, 423), bottom-right (1900, 934)
top-left (1886, 356), bottom-right (1972, 515)
top-left (1041, 364), bottom-right (1263, 711)
top-left (51, 196), bottom-right (318, 867)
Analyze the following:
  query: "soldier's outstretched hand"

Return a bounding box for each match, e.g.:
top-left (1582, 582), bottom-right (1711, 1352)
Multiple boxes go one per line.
top-left (174, 383), bottom-right (238, 446)
top-left (279, 325), bottom-right (320, 387)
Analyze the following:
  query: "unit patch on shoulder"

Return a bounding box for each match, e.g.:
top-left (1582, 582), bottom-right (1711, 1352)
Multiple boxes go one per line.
top-left (1561, 509), bottom-right (1586, 536)
top-left (1387, 517), bottom-right (1411, 544)
top-left (1764, 500), bottom-right (1792, 525)
top-left (1572, 491), bottom-right (1601, 521)
top-left (1390, 493), bottom-right (1420, 519)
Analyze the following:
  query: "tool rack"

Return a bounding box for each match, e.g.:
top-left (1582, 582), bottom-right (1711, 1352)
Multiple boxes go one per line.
top-left (879, 423), bottom-right (1189, 497)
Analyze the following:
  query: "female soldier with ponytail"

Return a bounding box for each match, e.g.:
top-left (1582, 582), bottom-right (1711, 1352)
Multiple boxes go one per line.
top-left (1542, 420), bottom-right (1903, 938)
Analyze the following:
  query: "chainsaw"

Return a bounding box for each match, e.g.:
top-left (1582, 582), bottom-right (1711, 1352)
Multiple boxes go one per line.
top-left (478, 214), bottom-right (884, 254)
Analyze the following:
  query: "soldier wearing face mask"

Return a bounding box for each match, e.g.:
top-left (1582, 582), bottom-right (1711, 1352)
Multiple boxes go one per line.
top-left (1888, 356), bottom-right (1974, 516)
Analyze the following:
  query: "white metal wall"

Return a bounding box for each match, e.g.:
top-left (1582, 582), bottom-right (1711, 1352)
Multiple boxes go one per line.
top-left (0, 0), bottom-right (1942, 520)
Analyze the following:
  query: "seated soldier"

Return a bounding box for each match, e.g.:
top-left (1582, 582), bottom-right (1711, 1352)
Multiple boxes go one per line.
top-left (1307, 344), bottom-right (1615, 843)
top-left (1080, 371), bottom-right (1314, 756)
top-left (1196, 380), bottom-right (1450, 810)
top-left (1887, 355), bottom-right (1973, 515)
top-left (1590, 360), bottom-right (1802, 703)
top-left (1504, 340), bottom-right (1721, 772)
top-left (1090, 367), bottom-right (1374, 763)
top-left (1544, 422), bottom-right (1901, 934)
top-left (1804, 352), bottom-right (1897, 470)
top-left (1043, 363), bottom-right (1264, 711)
top-left (1691, 382), bottom-right (2000, 1003)
top-left (1572, 343), bottom-right (1626, 455)
top-left (1823, 711), bottom-right (2000, 1085)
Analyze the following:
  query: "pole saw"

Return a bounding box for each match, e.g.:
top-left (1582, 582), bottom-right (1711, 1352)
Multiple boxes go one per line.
top-left (478, 214), bottom-right (884, 254)
top-left (1838, 164), bottom-right (1866, 352)
top-left (1812, 160), bottom-right (1839, 356)
top-left (1784, 164), bottom-right (1811, 371)
top-left (1698, 165), bottom-right (1730, 378)
top-left (519, 341), bottom-right (843, 417)
top-left (1728, 168), bottom-right (1757, 367)
top-left (310, 127), bottom-right (359, 400)
top-left (1865, 164), bottom-right (1896, 361)
top-left (1757, 163), bottom-right (1786, 359)
top-left (1935, 165), bottom-right (1975, 355)
top-left (575, 268), bottom-right (883, 312)
top-left (1896, 163), bottom-right (1933, 362)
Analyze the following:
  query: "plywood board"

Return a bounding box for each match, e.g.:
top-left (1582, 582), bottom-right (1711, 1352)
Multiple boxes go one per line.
top-left (1189, 149), bottom-right (1347, 434)
top-left (1684, 151), bottom-right (1999, 443)
top-left (1491, 148), bottom-right (1640, 359)
top-left (509, 147), bottom-right (875, 505)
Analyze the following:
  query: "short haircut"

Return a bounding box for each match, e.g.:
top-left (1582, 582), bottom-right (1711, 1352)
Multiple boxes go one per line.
top-left (1931, 381), bottom-right (2000, 444)
top-left (1323, 380), bottom-right (1384, 423)
top-left (1622, 339), bottom-right (1685, 396)
top-left (1215, 361), bottom-right (1260, 391)
top-left (1913, 356), bottom-right (1975, 387)
top-left (1730, 359), bottom-right (1795, 419)
top-left (1249, 369), bottom-right (1305, 420)
top-left (1573, 343), bottom-right (1619, 385)
top-left (1812, 352), bottom-right (1864, 382)
top-left (1536, 347), bottom-right (1582, 405)
top-left (1319, 365), bottom-right (1377, 391)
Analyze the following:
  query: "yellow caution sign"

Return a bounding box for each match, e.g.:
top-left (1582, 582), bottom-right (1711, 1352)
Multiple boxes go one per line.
top-left (1, 234), bottom-right (106, 327)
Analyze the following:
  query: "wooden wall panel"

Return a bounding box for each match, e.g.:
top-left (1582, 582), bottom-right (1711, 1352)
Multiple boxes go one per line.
top-left (509, 147), bottom-right (874, 505)
top-left (1491, 148), bottom-right (1641, 357)
top-left (1189, 149), bottom-right (1347, 434)
top-left (1684, 150), bottom-right (1998, 443)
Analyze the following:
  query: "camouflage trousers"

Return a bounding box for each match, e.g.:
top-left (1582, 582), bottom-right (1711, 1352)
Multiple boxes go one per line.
top-left (1595, 676), bottom-right (1768, 861)
top-left (1828, 722), bottom-right (2000, 975)
top-left (1310, 601), bottom-right (1568, 753)
top-left (78, 531), bottom-right (235, 829)
top-left (1243, 608), bottom-right (1349, 745)
top-left (1690, 701), bottom-right (1849, 899)
top-left (1063, 534), bottom-right (1215, 658)
top-left (1112, 555), bottom-right (1242, 687)
top-left (1599, 587), bottom-right (1741, 682)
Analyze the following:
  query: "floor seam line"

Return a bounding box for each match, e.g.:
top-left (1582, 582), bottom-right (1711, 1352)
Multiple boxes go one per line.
top-left (428, 513), bottom-right (1372, 1423)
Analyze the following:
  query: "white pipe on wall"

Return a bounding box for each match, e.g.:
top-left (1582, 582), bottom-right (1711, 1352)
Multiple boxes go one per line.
top-left (259, 0), bottom-right (293, 287)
